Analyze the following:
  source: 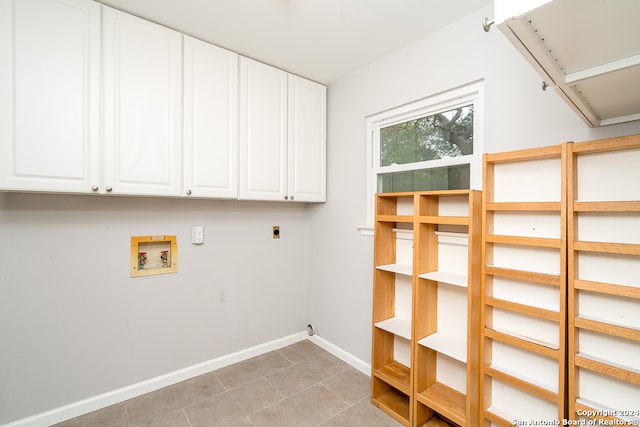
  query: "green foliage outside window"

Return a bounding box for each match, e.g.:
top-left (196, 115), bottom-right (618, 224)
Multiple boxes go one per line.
top-left (380, 105), bottom-right (473, 166)
top-left (378, 105), bottom-right (473, 192)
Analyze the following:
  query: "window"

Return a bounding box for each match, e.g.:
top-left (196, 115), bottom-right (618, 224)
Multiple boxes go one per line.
top-left (362, 81), bottom-right (483, 233)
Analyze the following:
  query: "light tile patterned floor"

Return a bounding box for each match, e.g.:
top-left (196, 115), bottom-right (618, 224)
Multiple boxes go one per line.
top-left (54, 341), bottom-right (405, 427)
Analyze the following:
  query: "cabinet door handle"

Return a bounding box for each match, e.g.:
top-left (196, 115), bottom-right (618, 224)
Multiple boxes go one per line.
top-left (186, 189), bottom-right (192, 196)
top-left (91, 185), bottom-right (99, 192)
top-left (284, 195), bottom-right (288, 200)
top-left (105, 186), bottom-right (113, 192)
top-left (290, 196), bottom-right (294, 201)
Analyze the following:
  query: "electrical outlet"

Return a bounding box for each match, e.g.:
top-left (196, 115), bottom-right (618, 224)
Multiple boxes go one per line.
top-left (272, 226), bottom-right (280, 239)
top-left (191, 225), bottom-right (204, 244)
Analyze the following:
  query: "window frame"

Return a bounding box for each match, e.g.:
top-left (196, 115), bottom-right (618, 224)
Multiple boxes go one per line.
top-left (361, 81), bottom-right (484, 235)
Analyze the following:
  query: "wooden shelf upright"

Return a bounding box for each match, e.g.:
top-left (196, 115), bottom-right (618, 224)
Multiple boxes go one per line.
top-left (481, 144), bottom-right (568, 425)
top-left (567, 135), bottom-right (640, 424)
top-left (413, 190), bottom-right (482, 427)
top-left (372, 192), bottom-right (416, 426)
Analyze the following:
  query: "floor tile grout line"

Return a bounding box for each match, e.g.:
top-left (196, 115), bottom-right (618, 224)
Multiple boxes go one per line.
top-left (145, 349), bottom-right (326, 425)
top-left (213, 371), bottom-right (230, 392)
top-left (238, 370), bottom-right (349, 425)
top-left (215, 349), bottom-right (343, 395)
top-left (184, 372), bottom-right (298, 426)
top-left (125, 403), bottom-right (131, 427)
top-left (275, 349), bottom-right (297, 366)
top-left (243, 376), bottom-right (320, 418)
top-left (233, 345), bottom-right (356, 425)
top-left (312, 388), bottom-right (372, 427)
top-left (263, 375), bottom-right (288, 400)
top-left (213, 352), bottom-right (296, 392)
top-left (137, 375), bottom-right (228, 425)
top-left (182, 407), bottom-right (193, 427)
top-left (177, 368), bottom-right (292, 423)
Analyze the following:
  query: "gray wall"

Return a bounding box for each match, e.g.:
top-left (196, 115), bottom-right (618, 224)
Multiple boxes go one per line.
top-left (0, 195), bottom-right (311, 423)
top-left (307, 5), bottom-right (640, 365)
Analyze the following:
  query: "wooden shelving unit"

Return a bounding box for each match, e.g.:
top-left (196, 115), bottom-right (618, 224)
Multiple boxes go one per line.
top-left (413, 190), bottom-right (482, 427)
top-left (481, 145), bottom-right (568, 425)
top-left (372, 192), bottom-right (416, 426)
top-left (371, 190), bottom-right (482, 427)
top-left (567, 135), bottom-right (640, 424)
top-left (373, 136), bottom-right (640, 426)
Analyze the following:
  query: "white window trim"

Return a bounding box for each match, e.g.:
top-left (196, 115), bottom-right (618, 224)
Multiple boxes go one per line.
top-left (360, 80), bottom-right (484, 236)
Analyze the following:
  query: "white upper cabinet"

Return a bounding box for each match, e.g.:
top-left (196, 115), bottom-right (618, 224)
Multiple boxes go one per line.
top-left (183, 36), bottom-right (239, 199)
top-left (1, 3), bottom-right (325, 200)
top-left (102, 6), bottom-right (182, 196)
top-left (239, 56), bottom-right (326, 202)
top-left (288, 75), bottom-right (326, 202)
top-left (494, 0), bottom-right (640, 127)
top-left (239, 56), bottom-right (288, 201)
top-left (0, 0), bottom-right (101, 193)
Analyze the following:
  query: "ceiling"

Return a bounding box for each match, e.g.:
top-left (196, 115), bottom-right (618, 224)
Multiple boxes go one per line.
top-left (96, 0), bottom-right (492, 84)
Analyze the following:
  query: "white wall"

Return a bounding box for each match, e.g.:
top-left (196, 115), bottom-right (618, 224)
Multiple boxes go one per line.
top-left (0, 194), bottom-right (311, 423)
top-left (307, 5), bottom-right (640, 364)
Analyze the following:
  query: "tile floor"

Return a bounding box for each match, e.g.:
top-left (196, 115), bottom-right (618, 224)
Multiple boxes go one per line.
top-left (54, 340), bottom-right (452, 427)
top-left (53, 341), bottom-right (384, 426)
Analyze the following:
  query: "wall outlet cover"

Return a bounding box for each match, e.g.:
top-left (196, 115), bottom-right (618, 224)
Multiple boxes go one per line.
top-left (192, 226), bottom-right (204, 244)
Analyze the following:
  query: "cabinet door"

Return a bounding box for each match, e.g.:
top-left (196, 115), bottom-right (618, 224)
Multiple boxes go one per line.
top-left (0, 0), bottom-right (100, 193)
top-left (183, 36), bottom-right (238, 199)
top-left (239, 56), bottom-right (288, 201)
top-left (288, 75), bottom-right (326, 202)
top-left (102, 6), bottom-right (182, 196)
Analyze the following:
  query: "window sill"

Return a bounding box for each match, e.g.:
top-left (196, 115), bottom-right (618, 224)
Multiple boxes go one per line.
top-left (358, 224), bottom-right (374, 236)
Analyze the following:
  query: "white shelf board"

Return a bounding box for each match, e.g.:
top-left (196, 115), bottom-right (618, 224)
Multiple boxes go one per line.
top-left (489, 325), bottom-right (559, 350)
top-left (434, 231), bottom-right (469, 245)
top-left (419, 271), bottom-right (467, 287)
top-left (418, 331), bottom-right (467, 363)
top-left (376, 263), bottom-right (412, 276)
top-left (576, 352), bottom-right (640, 375)
top-left (489, 362), bottom-right (558, 393)
top-left (577, 314), bottom-right (640, 332)
top-left (375, 317), bottom-right (412, 340)
top-left (486, 404), bottom-right (517, 424)
top-left (392, 228), bottom-right (414, 240)
top-left (496, 0), bottom-right (640, 127)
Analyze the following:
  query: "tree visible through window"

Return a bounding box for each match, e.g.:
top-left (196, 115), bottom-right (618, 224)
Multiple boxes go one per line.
top-left (380, 105), bottom-right (473, 165)
top-left (378, 105), bottom-right (473, 193)
top-left (364, 81), bottom-right (483, 231)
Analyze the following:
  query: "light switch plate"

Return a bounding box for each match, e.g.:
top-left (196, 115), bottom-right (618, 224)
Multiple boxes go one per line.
top-left (192, 226), bottom-right (204, 244)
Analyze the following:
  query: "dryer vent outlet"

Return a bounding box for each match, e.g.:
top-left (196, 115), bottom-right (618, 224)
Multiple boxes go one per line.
top-left (306, 324), bottom-right (317, 336)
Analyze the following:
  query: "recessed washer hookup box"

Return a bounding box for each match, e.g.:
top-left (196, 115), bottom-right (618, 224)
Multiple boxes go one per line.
top-left (130, 235), bottom-right (177, 278)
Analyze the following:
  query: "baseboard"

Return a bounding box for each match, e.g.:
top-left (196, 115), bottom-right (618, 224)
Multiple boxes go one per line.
top-left (5, 332), bottom-right (307, 427)
top-left (308, 334), bottom-right (371, 376)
